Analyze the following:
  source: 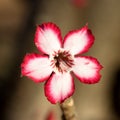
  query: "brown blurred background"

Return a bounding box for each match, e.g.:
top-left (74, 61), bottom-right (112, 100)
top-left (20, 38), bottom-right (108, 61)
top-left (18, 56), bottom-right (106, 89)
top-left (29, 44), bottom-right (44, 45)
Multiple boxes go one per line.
top-left (0, 0), bottom-right (120, 120)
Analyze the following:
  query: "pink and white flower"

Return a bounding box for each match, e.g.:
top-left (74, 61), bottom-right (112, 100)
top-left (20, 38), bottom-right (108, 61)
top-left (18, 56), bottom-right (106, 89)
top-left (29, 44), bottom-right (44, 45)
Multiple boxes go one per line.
top-left (21, 22), bottom-right (103, 104)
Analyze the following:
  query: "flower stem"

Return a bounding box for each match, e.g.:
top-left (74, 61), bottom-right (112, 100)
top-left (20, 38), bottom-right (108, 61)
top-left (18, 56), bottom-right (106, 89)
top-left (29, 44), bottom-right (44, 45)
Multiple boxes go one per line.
top-left (60, 97), bottom-right (77, 120)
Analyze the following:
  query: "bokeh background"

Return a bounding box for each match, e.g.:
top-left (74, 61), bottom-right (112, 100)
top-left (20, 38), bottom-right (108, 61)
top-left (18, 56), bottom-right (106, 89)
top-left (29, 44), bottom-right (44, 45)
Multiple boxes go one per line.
top-left (0, 0), bottom-right (120, 120)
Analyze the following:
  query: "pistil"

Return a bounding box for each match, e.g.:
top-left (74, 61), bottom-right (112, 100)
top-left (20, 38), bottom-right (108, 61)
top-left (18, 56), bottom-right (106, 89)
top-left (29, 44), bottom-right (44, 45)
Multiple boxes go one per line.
top-left (50, 50), bottom-right (74, 73)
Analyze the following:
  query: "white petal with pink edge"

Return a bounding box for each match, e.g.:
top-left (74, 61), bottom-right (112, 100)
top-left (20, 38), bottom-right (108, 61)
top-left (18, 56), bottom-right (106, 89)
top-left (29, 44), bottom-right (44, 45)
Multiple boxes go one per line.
top-left (44, 73), bottom-right (75, 104)
top-left (34, 23), bottom-right (62, 55)
top-left (21, 53), bottom-right (53, 82)
top-left (72, 56), bottom-right (103, 84)
top-left (63, 25), bottom-right (94, 55)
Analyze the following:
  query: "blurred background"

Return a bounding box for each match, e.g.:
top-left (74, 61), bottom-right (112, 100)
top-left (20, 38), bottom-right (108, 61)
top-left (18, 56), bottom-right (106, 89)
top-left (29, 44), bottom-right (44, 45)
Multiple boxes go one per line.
top-left (0, 0), bottom-right (120, 120)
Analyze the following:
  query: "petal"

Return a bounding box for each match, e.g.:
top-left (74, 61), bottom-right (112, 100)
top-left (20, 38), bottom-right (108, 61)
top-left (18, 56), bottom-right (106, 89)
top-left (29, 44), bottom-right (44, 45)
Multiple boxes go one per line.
top-left (44, 73), bottom-right (75, 104)
top-left (63, 25), bottom-right (94, 55)
top-left (21, 53), bottom-right (52, 82)
top-left (34, 22), bottom-right (62, 54)
top-left (72, 56), bottom-right (103, 84)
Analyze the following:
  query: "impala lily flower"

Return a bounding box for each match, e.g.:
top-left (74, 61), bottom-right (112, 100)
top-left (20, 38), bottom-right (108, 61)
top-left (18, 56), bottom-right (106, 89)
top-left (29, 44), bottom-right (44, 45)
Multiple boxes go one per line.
top-left (21, 22), bottom-right (102, 104)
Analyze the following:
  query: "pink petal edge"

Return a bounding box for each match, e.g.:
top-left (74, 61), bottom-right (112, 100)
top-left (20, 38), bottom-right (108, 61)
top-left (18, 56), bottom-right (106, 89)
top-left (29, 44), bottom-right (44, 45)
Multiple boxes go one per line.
top-left (72, 56), bottom-right (103, 84)
top-left (21, 53), bottom-right (52, 83)
top-left (44, 73), bottom-right (75, 104)
top-left (34, 22), bottom-right (62, 54)
top-left (63, 25), bottom-right (95, 55)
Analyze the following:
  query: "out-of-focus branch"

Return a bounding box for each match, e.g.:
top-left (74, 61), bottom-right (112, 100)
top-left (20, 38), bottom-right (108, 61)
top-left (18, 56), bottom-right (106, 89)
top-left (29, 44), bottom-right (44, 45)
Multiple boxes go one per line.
top-left (0, 0), bottom-right (41, 119)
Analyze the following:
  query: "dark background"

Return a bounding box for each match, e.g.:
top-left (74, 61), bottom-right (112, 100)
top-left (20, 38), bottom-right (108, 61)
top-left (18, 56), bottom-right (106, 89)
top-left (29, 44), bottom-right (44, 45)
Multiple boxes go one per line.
top-left (0, 0), bottom-right (120, 120)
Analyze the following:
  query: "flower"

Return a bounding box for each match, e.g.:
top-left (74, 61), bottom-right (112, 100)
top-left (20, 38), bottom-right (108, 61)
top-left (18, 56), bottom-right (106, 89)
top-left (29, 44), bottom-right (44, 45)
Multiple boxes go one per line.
top-left (71, 0), bottom-right (87, 8)
top-left (21, 22), bottom-right (103, 104)
top-left (46, 111), bottom-right (56, 120)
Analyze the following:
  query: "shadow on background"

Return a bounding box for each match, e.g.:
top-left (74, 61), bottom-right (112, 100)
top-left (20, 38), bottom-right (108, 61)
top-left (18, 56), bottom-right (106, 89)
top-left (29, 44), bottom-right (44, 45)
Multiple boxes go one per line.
top-left (0, 0), bottom-right (42, 119)
top-left (112, 66), bottom-right (120, 118)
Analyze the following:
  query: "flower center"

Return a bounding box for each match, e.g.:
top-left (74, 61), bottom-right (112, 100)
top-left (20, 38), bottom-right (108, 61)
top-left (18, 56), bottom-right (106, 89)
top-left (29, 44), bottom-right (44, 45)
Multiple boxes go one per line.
top-left (50, 49), bottom-right (74, 73)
